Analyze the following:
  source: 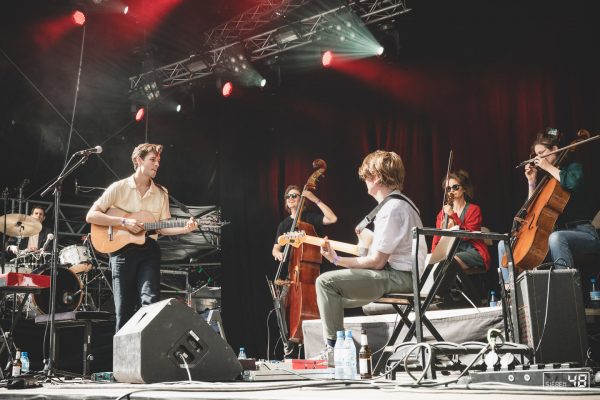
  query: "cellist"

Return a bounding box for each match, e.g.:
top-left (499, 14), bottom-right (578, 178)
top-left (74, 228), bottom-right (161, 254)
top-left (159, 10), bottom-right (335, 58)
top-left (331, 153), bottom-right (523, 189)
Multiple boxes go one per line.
top-left (500, 129), bottom-right (600, 279)
top-left (271, 185), bottom-right (338, 263)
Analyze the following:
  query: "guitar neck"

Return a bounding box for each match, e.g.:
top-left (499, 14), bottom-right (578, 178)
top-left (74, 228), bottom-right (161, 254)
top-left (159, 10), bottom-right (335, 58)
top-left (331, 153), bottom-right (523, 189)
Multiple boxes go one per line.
top-left (143, 220), bottom-right (186, 231)
top-left (301, 235), bottom-right (361, 256)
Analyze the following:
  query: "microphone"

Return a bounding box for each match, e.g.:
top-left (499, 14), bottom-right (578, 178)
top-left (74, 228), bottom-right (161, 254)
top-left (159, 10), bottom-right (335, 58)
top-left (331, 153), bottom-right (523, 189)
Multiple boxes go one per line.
top-left (75, 179), bottom-right (79, 196)
top-left (75, 146), bottom-right (102, 155)
top-left (41, 233), bottom-right (55, 253)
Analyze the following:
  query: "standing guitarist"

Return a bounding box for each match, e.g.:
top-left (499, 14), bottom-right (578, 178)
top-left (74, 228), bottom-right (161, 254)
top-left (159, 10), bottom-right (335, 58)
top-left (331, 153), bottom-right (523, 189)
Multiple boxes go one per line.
top-left (86, 143), bottom-right (197, 331)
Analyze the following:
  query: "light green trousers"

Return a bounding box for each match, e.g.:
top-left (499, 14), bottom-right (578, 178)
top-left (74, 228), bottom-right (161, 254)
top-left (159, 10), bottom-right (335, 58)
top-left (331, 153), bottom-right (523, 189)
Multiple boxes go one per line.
top-left (315, 266), bottom-right (413, 342)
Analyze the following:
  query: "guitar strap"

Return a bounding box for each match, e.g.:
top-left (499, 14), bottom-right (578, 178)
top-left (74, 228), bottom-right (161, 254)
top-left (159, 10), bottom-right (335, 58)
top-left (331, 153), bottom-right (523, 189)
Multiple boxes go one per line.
top-left (155, 182), bottom-right (194, 217)
top-left (355, 193), bottom-right (420, 233)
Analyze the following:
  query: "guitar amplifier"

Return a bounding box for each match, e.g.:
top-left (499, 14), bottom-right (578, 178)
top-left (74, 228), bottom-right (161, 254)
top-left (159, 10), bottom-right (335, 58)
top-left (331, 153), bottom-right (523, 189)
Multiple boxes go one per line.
top-left (516, 269), bottom-right (589, 365)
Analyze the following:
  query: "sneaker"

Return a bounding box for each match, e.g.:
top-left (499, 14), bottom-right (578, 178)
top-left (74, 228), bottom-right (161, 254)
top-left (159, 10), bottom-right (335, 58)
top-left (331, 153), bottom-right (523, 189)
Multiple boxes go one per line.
top-left (309, 345), bottom-right (334, 367)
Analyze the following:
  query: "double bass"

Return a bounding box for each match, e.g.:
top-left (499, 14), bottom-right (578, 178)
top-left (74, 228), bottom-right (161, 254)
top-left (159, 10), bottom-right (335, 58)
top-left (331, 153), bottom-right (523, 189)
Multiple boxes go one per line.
top-left (508, 130), bottom-right (599, 269)
top-left (270, 159), bottom-right (327, 353)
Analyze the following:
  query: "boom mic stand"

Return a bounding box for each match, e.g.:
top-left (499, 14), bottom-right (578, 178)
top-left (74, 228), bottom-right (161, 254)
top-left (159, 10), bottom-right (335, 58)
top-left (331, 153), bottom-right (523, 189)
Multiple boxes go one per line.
top-left (40, 153), bottom-right (91, 376)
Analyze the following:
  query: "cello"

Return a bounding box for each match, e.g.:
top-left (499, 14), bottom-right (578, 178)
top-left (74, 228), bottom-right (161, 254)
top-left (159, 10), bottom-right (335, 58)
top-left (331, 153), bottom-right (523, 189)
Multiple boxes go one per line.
top-left (271, 159), bottom-right (327, 352)
top-left (508, 130), bottom-right (599, 269)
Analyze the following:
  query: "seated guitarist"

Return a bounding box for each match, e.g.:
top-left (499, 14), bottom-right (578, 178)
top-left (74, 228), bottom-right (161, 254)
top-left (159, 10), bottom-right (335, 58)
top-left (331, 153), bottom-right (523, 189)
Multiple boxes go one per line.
top-left (318, 150), bottom-right (428, 351)
top-left (86, 143), bottom-right (197, 331)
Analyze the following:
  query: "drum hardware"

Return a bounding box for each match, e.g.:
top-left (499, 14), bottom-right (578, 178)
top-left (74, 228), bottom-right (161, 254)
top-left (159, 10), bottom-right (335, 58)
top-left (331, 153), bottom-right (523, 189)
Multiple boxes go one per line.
top-left (80, 236), bottom-right (113, 312)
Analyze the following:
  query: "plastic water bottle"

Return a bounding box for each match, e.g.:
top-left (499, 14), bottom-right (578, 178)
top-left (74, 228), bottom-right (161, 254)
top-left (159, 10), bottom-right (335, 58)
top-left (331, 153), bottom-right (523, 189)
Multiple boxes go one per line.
top-left (20, 352), bottom-right (29, 374)
top-left (238, 347), bottom-right (247, 360)
top-left (590, 278), bottom-right (600, 308)
top-left (333, 330), bottom-right (346, 379)
top-left (344, 330), bottom-right (357, 380)
top-left (489, 290), bottom-right (498, 307)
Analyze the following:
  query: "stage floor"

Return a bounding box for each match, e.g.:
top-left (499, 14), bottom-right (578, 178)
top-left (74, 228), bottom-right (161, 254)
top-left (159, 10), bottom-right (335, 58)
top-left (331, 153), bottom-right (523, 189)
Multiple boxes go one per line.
top-left (1, 376), bottom-right (599, 400)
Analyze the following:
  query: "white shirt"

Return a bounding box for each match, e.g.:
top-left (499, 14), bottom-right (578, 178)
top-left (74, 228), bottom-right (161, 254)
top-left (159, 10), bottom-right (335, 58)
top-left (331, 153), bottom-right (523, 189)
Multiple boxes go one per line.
top-left (369, 190), bottom-right (428, 274)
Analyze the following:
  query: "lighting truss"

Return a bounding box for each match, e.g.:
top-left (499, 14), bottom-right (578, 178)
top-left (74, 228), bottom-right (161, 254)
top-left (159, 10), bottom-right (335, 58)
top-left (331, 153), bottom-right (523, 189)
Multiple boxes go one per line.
top-left (129, 0), bottom-right (410, 91)
top-left (203, 0), bottom-right (314, 47)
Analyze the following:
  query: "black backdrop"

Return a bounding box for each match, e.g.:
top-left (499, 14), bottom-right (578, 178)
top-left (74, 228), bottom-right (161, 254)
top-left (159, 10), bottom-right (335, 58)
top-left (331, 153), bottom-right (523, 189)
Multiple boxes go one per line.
top-left (1, 0), bottom-right (599, 359)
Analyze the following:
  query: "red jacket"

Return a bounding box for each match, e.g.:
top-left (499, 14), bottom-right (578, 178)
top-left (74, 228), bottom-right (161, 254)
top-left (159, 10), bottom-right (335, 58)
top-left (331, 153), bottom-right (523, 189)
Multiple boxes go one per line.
top-left (431, 203), bottom-right (491, 270)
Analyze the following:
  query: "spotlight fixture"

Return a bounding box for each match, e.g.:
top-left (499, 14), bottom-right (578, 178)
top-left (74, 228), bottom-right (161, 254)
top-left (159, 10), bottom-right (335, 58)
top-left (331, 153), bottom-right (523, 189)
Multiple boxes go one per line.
top-left (259, 79), bottom-right (267, 88)
top-left (72, 10), bottom-right (86, 26)
top-left (322, 51), bottom-right (333, 68)
top-left (135, 107), bottom-right (145, 122)
top-left (141, 81), bottom-right (160, 101)
top-left (222, 82), bottom-right (233, 98)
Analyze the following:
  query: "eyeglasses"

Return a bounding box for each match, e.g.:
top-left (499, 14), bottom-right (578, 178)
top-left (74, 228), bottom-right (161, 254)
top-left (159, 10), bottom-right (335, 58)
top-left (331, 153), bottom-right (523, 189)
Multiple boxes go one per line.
top-left (445, 184), bottom-right (461, 193)
top-left (285, 193), bottom-right (301, 199)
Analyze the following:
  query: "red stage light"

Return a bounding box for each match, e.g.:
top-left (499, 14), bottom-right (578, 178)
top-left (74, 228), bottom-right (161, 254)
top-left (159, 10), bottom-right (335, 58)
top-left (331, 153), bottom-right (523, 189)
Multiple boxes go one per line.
top-left (135, 107), bottom-right (145, 122)
top-left (72, 11), bottom-right (86, 26)
top-left (222, 82), bottom-right (233, 98)
top-left (322, 51), bottom-right (333, 67)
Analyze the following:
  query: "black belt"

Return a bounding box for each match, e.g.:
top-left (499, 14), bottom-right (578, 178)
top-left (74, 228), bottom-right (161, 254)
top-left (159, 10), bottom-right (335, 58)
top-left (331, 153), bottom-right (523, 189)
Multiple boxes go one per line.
top-left (558, 220), bottom-right (592, 230)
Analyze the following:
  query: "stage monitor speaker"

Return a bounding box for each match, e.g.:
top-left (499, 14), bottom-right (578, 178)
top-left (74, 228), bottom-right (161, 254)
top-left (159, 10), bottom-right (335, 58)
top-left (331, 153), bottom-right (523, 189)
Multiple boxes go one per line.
top-left (516, 269), bottom-right (589, 366)
top-left (113, 298), bottom-right (242, 383)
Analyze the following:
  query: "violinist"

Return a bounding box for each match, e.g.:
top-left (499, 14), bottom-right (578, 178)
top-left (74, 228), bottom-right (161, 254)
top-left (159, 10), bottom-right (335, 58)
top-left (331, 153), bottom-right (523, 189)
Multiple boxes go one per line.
top-left (271, 185), bottom-right (337, 262)
top-left (500, 129), bottom-right (600, 278)
top-left (431, 170), bottom-right (490, 271)
top-left (318, 150), bottom-right (428, 350)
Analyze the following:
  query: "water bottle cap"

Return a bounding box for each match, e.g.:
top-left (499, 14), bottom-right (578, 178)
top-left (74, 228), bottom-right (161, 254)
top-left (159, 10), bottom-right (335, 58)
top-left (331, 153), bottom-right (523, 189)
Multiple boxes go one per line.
top-left (592, 277), bottom-right (597, 283)
top-left (337, 330), bottom-right (345, 337)
top-left (345, 330), bottom-right (353, 337)
top-left (240, 347), bottom-right (245, 351)
top-left (21, 352), bottom-right (28, 356)
top-left (490, 290), bottom-right (495, 295)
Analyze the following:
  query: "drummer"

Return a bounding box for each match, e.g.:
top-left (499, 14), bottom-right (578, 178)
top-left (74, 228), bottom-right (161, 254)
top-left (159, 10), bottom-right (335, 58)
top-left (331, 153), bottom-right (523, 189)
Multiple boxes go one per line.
top-left (5, 205), bottom-right (53, 257)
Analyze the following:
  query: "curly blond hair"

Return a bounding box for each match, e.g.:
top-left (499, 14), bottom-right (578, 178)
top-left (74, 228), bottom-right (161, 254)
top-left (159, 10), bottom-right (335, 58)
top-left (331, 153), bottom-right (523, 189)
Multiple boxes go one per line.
top-left (358, 150), bottom-right (405, 191)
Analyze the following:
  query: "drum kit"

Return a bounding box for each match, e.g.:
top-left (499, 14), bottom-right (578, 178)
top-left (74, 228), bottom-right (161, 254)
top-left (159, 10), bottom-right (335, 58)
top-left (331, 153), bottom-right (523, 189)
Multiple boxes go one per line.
top-left (0, 213), bottom-right (111, 319)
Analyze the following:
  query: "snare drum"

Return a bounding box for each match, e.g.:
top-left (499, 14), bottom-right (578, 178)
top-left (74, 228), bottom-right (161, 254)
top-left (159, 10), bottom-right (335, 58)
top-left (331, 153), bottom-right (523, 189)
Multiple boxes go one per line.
top-left (59, 245), bottom-right (92, 274)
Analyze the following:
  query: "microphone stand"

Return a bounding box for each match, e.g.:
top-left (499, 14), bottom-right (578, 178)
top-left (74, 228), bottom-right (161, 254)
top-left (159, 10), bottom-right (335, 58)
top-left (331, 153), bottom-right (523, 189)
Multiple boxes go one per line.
top-left (40, 154), bottom-right (90, 377)
top-left (1, 187), bottom-right (9, 275)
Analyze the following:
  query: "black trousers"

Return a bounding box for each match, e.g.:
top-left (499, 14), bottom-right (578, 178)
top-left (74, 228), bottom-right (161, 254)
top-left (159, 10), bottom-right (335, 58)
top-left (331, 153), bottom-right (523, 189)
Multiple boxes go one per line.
top-left (110, 239), bottom-right (161, 332)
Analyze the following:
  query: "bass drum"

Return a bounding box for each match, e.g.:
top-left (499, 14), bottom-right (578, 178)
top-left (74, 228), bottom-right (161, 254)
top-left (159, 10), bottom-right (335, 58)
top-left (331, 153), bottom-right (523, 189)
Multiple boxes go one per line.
top-left (33, 267), bottom-right (83, 314)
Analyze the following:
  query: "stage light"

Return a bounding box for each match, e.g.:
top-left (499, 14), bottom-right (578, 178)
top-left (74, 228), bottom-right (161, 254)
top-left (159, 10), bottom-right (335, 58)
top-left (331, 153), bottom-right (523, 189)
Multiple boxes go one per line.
top-left (135, 107), bottom-right (145, 122)
top-left (322, 51), bottom-right (333, 68)
top-left (141, 81), bottom-right (160, 101)
top-left (222, 82), bottom-right (233, 97)
top-left (176, 104), bottom-right (182, 112)
top-left (376, 46), bottom-right (384, 56)
top-left (123, 6), bottom-right (129, 15)
top-left (72, 10), bottom-right (86, 26)
top-left (259, 79), bottom-right (267, 88)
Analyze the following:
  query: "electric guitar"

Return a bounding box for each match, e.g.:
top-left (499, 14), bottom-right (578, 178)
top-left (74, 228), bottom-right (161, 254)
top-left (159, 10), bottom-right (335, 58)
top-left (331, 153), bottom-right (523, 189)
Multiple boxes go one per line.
top-left (90, 208), bottom-right (226, 254)
top-left (277, 228), bottom-right (373, 256)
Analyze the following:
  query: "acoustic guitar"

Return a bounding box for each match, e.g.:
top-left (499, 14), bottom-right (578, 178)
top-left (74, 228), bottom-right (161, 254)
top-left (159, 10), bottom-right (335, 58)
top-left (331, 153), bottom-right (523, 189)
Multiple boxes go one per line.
top-left (90, 208), bottom-right (225, 254)
top-left (277, 228), bottom-right (373, 257)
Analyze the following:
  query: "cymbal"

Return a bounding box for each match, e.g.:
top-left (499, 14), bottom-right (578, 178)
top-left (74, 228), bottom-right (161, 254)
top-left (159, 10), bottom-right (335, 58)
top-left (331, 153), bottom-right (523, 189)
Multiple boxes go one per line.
top-left (0, 214), bottom-right (42, 237)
